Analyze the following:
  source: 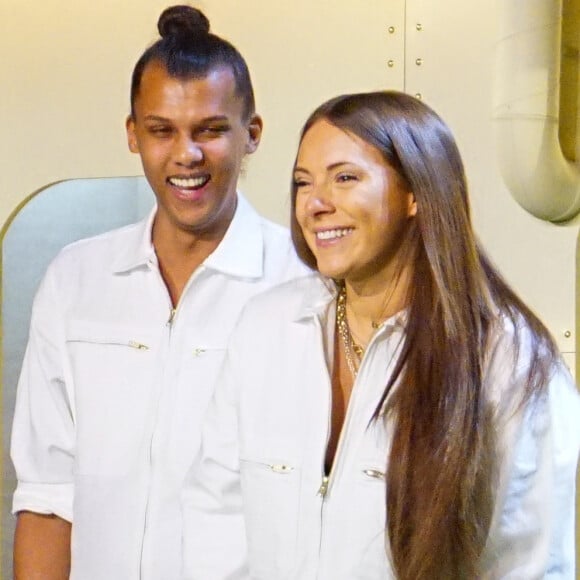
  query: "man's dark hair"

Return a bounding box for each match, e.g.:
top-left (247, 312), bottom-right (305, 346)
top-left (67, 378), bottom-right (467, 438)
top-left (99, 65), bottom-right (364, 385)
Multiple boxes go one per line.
top-left (130, 5), bottom-right (256, 119)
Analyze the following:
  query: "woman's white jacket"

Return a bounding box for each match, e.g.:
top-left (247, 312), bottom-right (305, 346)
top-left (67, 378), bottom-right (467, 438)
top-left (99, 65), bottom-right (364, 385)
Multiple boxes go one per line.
top-left (182, 274), bottom-right (580, 580)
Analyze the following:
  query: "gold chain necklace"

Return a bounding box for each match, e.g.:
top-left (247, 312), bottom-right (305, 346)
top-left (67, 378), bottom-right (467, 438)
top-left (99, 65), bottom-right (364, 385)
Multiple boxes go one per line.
top-left (336, 285), bottom-right (364, 378)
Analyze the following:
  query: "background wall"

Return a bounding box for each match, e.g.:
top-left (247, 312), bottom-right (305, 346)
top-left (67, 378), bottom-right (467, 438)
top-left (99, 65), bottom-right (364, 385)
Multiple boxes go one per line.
top-left (1, 0), bottom-right (576, 364)
top-left (1, 0), bottom-right (578, 576)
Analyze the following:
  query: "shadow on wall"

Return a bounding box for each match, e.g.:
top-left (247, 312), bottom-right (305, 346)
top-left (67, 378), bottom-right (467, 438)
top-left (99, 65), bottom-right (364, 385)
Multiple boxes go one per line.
top-left (0, 176), bottom-right (154, 579)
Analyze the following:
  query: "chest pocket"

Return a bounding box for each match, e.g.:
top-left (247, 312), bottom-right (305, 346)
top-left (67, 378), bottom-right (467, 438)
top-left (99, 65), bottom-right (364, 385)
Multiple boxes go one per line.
top-left (183, 341), bottom-right (227, 392)
top-left (239, 456), bottom-right (301, 578)
top-left (164, 339), bottom-right (228, 477)
top-left (66, 320), bottom-right (160, 477)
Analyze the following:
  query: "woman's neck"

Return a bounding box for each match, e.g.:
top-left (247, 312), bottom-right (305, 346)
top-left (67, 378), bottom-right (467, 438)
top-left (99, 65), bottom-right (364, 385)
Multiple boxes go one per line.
top-left (342, 267), bottom-right (411, 346)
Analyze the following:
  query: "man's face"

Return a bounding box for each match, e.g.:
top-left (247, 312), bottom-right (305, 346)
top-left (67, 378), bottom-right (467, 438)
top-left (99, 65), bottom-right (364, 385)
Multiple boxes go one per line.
top-left (126, 62), bottom-right (262, 243)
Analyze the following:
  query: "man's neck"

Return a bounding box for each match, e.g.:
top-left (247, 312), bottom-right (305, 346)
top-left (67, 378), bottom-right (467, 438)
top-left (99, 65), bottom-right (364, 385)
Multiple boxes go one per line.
top-left (153, 226), bottom-right (226, 307)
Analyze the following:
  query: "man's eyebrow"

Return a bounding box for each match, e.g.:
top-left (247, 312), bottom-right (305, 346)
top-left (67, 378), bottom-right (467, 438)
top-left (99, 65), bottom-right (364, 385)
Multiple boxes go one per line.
top-left (200, 115), bottom-right (231, 123)
top-left (143, 115), bottom-right (170, 123)
top-left (142, 114), bottom-right (232, 124)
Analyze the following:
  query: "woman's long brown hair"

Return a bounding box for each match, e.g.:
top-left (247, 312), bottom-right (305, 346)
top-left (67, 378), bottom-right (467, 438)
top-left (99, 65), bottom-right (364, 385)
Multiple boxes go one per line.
top-left (290, 91), bottom-right (558, 579)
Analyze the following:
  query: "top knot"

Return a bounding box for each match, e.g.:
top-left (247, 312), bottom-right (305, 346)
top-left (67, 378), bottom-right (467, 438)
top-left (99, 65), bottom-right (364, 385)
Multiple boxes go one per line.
top-left (158, 5), bottom-right (210, 40)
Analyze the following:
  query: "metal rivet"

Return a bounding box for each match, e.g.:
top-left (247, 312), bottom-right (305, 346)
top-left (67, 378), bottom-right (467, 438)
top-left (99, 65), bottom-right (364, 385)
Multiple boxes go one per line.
top-left (415, 93), bottom-right (422, 100)
top-left (564, 330), bottom-right (572, 338)
top-left (387, 60), bottom-right (395, 68)
top-left (415, 58), bottom-right (423, 66)
top-left (388, 26), bottom-right (395, 34)
top-left (416, 23), bottom-right (423, 31)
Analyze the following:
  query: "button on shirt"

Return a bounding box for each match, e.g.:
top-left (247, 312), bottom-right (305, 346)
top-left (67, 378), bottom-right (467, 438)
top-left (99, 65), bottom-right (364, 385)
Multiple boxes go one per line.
top-left (183, 274), bottom-right (580, 579)
top-left (11, 193), bottom-right (307, 580)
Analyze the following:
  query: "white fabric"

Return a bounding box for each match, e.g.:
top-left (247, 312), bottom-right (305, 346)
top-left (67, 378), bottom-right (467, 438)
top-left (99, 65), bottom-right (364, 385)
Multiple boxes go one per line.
top-left (11, 193), bottom-right (307, 580)
top-left (182, 273), bottom-right (580, 580)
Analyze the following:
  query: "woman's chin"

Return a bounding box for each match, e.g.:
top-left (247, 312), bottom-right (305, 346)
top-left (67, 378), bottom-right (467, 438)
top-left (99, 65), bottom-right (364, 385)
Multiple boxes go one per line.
top-left (315, 263), bottom-right (348, 280)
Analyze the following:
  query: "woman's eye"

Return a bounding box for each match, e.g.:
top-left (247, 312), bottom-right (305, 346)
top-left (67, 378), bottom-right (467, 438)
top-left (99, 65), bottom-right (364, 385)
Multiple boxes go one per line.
top-left (293, 178), bottom-right (310, 188)
top-left (337, 174), bottom-right (357, 183)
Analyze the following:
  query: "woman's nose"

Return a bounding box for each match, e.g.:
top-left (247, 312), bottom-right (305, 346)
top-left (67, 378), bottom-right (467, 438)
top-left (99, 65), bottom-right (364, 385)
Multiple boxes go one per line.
top-left (305, 185), bottom-right (335, 216)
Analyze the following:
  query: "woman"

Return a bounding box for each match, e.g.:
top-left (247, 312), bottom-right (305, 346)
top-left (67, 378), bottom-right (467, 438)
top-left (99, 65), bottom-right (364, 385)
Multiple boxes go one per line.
top-left (182, 91), bottom-right (580, 579)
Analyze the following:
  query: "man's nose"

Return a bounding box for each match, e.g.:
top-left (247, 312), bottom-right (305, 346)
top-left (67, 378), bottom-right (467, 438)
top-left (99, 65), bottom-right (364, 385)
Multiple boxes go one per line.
top-left (175, 135), bottom-right (203, 167)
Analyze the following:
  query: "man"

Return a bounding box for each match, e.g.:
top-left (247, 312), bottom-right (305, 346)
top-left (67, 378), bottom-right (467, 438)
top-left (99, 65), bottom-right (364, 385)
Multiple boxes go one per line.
top-left (11, 5), bottom-right (306, 579)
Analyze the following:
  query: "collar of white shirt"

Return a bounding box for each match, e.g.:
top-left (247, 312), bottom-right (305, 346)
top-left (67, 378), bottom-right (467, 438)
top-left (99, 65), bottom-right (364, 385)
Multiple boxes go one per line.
top-left (110, 192), bottom-right (266, 279)
top-left (294, 275), bottom-right (407, 332)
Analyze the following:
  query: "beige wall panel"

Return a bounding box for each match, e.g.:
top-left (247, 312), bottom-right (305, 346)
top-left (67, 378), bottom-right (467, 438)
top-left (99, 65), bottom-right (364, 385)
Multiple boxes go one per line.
top-left (403, 0), bottom-right (577, 360)
top-left (200, 0), bottom-right (405, 223)
top-left (0, 1), bottom-right (405, 228)
top-left (1, 2), bottom-right (576, 350)
top-left (0, 0), bottom-right (170, 221)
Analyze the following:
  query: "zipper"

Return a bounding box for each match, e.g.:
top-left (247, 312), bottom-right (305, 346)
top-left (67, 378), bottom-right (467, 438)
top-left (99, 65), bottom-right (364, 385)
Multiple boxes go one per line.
top-left (363, 468), bottom-right (385, 480)
top-left (317, 394), bottom-right (352, 499)
top-left (269, 463), bottom-right (294, 474)
top-left (317, 330), bottom-right (375, 500)
top-left (316, 334), bottom-right (374, 579)
top-left (317, 311), bottom-right (334, 499)
top-left (139, 264), bottom-right (204, 578)
top-left (242, 459), bottom-right (295, 474)
top-left (318, 476), bottom-right (329, 497)
top-left (316, 313), bottom-right (335, 578)
top-left (240, 458), bottom-right (295, 474)
top-left (316, 318), bottom-right (400, 577)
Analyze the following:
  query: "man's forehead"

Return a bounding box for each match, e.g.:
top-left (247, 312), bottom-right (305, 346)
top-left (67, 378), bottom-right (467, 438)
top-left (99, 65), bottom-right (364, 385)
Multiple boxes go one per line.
top-left (134, 64), bottom-right (244, 120)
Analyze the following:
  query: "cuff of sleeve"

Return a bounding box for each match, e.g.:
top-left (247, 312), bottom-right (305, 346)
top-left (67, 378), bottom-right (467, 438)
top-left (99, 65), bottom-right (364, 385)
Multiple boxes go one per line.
top-left (12, 482), bottom-right (74, 523)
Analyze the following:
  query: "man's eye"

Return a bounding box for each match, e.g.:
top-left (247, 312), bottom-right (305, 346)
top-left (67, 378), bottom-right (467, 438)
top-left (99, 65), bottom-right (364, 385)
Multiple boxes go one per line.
top-left (200, 126), bottom-right (229, 136)
top-left (148, 126), bottom-right (172, 136)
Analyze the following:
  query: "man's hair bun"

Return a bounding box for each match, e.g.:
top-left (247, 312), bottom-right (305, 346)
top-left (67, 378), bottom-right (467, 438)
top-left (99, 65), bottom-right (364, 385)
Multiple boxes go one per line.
top-left (130, 4), bottom-right (256, 120)
top-left (158, 5), bottom-right (210, 40)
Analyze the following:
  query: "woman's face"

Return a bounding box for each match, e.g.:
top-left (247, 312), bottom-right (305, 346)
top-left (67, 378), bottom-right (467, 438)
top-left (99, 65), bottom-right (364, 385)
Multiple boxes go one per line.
top-left (294, 119), bottom-right (416, 286)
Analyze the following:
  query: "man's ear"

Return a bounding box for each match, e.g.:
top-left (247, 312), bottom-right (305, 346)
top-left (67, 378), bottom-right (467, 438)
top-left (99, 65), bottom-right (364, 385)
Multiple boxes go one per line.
top-left (407, 192), bottom-right (417, 217)
top-left (245, 114), bottom-right (263, 154)
top-left (125, 115), bottom-right (139, 154)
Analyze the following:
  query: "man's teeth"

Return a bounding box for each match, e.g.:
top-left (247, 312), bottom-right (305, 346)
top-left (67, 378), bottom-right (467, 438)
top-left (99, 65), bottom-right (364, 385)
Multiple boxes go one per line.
top-left (316, 228), bottom-right (353, 240)
top-left (169, 176), bottom-right (208, 188)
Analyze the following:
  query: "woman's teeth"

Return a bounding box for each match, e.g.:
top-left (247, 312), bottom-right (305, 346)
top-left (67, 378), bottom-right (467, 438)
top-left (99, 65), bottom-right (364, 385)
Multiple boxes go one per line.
top-left (316, 228), bottom-right (353, 240)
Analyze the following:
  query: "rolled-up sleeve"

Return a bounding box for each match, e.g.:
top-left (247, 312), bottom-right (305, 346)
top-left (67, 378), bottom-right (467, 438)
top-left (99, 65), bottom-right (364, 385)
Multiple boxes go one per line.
top-left (10, 262), bottom-right (76, 522)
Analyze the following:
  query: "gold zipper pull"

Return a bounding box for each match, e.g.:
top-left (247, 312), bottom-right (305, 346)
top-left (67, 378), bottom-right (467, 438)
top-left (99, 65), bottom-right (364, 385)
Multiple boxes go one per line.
top-left (363, 469), bottom-right (385, 480)
top-left (128, 340), bottom-right (149, 350)
top-left (167, 308), bottom-right (176, 325)
top-left (269, 464), bottom-right (294, 474)
top-left (318, 476), bottom-right (329, 497)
